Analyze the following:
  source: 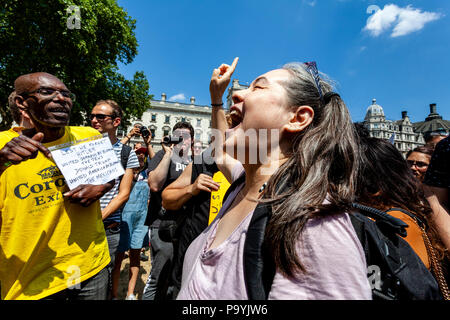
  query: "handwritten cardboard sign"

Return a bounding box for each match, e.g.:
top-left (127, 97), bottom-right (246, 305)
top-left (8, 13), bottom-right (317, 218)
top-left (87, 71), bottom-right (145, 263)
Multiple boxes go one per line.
top-left (49, 134), bottom-right (124, 190)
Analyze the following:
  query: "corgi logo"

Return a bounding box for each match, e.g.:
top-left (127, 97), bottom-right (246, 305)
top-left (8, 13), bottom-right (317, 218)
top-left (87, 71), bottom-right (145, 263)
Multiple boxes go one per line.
top-left (37, 166), bottom-right (62, 180)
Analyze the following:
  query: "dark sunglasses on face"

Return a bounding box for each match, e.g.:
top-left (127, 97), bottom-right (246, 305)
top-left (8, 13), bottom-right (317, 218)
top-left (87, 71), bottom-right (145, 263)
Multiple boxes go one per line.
top-left (21, 87), bottom-right (76, 101)
top-left (407, 160), bottom-right (429, 168)
top-left (90, 113), bottom-right (113, 121)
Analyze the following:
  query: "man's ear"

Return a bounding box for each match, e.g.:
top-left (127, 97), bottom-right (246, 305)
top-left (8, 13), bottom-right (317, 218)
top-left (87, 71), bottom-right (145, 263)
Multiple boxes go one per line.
top-left (282, 105), bottom-right (314, 133)
top-left (113, 117), bottom-right (121, 128)
top-left (14, 95), bottom-right (27, 110)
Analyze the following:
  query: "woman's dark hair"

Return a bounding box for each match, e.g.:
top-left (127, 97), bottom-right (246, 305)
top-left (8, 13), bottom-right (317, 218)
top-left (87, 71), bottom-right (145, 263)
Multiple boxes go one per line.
top-left (355, 127), bottom-right (447, 262)
top-left (263, 63), bottom-right (359, 277)
top-left (406, 145), bottom-right (434, 159)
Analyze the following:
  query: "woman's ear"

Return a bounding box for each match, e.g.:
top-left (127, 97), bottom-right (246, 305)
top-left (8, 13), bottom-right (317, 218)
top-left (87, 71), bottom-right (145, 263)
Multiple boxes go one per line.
top-left (283, 105), bottom-right (314, 133)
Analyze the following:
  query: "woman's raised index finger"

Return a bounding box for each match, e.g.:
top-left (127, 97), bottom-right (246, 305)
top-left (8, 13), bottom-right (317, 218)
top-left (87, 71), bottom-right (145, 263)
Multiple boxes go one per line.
top-left (230, 57), bottom-right (239, 71)
top-left (224, 57), bottom-right (239, 76)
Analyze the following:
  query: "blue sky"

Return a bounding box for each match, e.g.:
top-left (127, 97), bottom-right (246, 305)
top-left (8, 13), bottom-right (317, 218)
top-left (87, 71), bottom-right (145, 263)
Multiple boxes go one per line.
top-left (117, 0), bottom-right (450, 123)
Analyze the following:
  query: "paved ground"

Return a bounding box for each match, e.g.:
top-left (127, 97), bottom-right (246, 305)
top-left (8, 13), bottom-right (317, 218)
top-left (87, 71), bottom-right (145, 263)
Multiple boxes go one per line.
top-left (117, 247), bottom-right (152, 300)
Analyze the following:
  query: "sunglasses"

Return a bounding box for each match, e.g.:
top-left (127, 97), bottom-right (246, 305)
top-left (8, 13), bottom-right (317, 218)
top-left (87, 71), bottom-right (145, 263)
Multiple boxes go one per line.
top-left (90, 113), bottom-right (113, 121)
top-left (304, 61), bottom-right (324, 102)
top-left (407, 160), bottom-right (429, 168)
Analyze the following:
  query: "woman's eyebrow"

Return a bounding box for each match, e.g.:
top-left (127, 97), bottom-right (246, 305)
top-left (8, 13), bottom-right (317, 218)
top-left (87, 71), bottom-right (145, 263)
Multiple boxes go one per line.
top-left (252, 76), bottom-right (269, 86)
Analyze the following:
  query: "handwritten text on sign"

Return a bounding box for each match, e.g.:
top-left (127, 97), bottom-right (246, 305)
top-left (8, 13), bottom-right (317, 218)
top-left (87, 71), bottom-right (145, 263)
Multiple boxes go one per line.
top-left (50, 135), bottom-right (124, 190)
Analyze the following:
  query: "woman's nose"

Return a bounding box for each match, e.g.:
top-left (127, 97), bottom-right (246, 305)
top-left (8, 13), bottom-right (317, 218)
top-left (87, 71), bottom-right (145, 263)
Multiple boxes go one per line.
top-left (232, 88), bottom-right (248, 104)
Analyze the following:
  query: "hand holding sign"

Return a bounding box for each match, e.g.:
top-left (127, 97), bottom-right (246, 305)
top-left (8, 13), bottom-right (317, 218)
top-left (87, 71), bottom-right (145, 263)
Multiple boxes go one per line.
top-left (49, 134), bottom-right (124, 190)
top-left (64, 182), bottom-right (114, 207)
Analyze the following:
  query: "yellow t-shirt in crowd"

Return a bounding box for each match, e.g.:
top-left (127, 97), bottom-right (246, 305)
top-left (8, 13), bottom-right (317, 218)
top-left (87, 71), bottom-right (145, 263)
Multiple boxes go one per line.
top-left (0, 127), bottom-right (23, 144)
top-left (0, 126), bottom-right (111, 300)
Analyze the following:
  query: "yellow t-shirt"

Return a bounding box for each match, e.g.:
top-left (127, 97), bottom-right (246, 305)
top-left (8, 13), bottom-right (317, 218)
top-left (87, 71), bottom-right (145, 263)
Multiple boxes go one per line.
top-left (0, 127), bottom-right (23, 146)
top-left (0, 126), bottom-right (110, 300)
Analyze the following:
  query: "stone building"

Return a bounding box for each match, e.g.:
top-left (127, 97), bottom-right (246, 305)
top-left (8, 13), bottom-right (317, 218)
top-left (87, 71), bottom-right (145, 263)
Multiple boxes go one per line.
top-left (363, 99), bottom-right (425, 156)
top-left (413, 103), bottom-right (450, 142)
top-left (119, 93), bottom-right (213, 152)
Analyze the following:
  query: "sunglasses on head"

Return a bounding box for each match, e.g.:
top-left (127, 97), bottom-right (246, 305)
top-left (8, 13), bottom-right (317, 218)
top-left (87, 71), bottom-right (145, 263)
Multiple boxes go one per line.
top-left (90, 113), bottom-right (113, 121)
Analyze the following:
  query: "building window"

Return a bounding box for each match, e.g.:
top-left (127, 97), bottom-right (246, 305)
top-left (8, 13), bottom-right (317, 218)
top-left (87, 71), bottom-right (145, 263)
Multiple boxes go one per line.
top-left (151, 114), bottom-right (156, 122)
top-left (197, 119), bottom-right (201, 127)
top-left (165, 115), bottom-right (170, 124)
top-left (181, 117), bottom-right (186, 122)
top-left (163, 129), bottom-right (170, 137)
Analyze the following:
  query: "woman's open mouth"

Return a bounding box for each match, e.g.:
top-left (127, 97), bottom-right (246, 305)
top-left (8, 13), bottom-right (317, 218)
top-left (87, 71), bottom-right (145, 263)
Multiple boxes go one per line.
top-left (229, 106), bottom-right (243, 129)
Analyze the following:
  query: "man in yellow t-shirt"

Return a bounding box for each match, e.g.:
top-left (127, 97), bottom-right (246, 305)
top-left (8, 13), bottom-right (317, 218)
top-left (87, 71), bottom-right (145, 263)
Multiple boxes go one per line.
top-left (0, 73), bottom-right (113, 300)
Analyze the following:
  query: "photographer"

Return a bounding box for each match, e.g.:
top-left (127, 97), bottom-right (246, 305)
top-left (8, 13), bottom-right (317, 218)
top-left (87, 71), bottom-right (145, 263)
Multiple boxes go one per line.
top-left (142, 121), bottom-right (194, 300)
top-left (121, 124), bottom-right (155, 159)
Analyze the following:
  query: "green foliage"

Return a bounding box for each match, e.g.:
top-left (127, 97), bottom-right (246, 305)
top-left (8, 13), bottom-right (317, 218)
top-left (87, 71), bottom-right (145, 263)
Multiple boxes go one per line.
top-left (0, 0), bottom-right (152, 129)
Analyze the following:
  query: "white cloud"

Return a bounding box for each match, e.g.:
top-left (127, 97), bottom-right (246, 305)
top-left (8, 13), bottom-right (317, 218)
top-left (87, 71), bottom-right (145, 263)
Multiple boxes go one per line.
top-left (302, 0), bottom-right (316, 7)
top-left (169, 93), bottom-right (186, 101)
top-left (364, 4), bottom-right (442, 38)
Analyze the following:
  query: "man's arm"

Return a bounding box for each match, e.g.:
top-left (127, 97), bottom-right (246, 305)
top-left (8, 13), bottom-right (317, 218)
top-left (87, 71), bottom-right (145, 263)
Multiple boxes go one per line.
top-left (120, 126), bottom-right (140, 145)
top-left (148, 146), bottom-right (172, 192)
top-left (161, 163), bottom-right (220, 211)
top-left (142, 133), bottom-right (155, 159)
top-left (100, 168), bottom-right (134, 220)
top-left (424, 185), bottom-right (450, 250)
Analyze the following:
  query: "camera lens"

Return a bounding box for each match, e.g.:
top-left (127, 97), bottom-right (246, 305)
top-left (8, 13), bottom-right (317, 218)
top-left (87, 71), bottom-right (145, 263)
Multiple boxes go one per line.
top-left (140, 126), bottom-right (150, 138)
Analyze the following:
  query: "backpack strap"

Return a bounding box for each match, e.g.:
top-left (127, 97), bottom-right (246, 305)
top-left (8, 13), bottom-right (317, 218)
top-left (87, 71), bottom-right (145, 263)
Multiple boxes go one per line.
top-left (120, 144), bottom-right (132, 171)
top-left (244, 202), bottom-right (276, 300)
top-left (352, 203), bottom-right (409, 237)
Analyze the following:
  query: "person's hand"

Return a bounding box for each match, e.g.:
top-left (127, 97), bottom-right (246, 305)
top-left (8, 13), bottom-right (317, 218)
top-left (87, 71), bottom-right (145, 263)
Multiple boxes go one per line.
top-left (161, 138), bottom-right (174, 157)
top-left (0, 133), bottom-right (52, 170)
top-left (63, 184), bottom-right (110, 207)
top-left (128, 126), bottom-right (140, 138)
top-left (210, 57), bottom-right (239, 105)
top-left (143, 132), bottom-right (152, 146)
top-left (189, 174), bottom-right (220, 196)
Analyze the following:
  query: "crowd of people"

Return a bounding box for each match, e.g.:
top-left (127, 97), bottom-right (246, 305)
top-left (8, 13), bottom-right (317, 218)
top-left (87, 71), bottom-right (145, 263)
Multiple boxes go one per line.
top-left (0, 58), bottom-right (449, 300)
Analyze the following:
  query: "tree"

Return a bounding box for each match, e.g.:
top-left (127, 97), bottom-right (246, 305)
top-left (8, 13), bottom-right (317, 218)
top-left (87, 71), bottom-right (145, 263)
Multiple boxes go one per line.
top-left (0, 0), bottom-right (152, 130)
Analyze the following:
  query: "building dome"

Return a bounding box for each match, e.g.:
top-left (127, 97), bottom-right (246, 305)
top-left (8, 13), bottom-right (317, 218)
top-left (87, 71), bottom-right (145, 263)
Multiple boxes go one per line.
top-left (365, 98), bottom-right (385, 120)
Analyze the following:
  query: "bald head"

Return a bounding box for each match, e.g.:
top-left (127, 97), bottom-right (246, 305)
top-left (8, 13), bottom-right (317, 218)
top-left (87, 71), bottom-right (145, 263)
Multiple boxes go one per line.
top-left (14, 72), bottom-right (66, 95)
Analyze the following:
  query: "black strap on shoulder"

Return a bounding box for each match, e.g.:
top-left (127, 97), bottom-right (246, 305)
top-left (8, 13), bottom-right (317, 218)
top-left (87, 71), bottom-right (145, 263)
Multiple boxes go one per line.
top-left (244, 202), bottom-right (276, 300)
top-left (352, 203), bottom-right (409, 237)
top-left (120, 144), bottom-right (132, 171)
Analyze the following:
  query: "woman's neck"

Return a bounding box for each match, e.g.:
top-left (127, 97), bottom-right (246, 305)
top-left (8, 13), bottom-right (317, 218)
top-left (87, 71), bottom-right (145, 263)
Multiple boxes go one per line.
top-left (242, 157), bottom-right (288, 198)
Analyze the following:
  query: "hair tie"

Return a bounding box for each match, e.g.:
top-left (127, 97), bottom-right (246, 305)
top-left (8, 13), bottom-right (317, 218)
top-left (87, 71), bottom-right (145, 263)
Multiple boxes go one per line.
top-left (323, 92), bottom-right (340, 105)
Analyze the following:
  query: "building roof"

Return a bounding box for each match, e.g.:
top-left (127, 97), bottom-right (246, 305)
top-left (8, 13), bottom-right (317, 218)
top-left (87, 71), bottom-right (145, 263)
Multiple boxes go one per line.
top-left (364, 98), bottom-right (385, 120)
top-left (413, 103), bottom-right (450, 135)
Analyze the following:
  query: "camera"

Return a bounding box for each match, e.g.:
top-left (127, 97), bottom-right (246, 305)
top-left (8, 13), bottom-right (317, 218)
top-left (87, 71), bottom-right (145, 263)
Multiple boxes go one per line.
top-left (162, 135), bottom-right (183, 145)
top-left (139, 125), bottom-right (150, 139)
